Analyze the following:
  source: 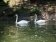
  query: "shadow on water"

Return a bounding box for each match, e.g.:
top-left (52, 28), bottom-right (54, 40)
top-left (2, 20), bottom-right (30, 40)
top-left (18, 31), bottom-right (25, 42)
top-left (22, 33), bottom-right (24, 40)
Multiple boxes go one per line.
top-left (0, 18), bottom-right (56, 42)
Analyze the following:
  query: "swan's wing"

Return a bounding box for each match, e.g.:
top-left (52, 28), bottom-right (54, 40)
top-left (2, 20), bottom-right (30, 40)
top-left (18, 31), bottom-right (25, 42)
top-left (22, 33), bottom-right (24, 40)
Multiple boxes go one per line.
top-left (36, 20), bottom-right (47, 25)
top-left (17, 20), bottom-right (29, 26)
top-left (37, 20), bottom-right (46, 22)
top-left (19, 20), bottom-right (29, 23)
top-left (17, 21), bottom-right (28, 24)
top-left (17, 21), bottom-right (29, 26)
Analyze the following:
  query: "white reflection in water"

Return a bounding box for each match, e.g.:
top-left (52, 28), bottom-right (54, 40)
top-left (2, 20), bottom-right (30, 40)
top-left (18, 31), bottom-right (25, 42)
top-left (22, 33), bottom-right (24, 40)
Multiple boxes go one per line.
top-left (43, 40), bottom-right (45, 42)
top-left (23, 38), bottom-right (26, 40)
top-left (34, 35), bottom-right (37, 37)
top-left (31, 36), bottom-right (34, 38)
top-left (3, 41), bottom-right (6, 42)
top-left (16, 40), bottom-right (18, 42)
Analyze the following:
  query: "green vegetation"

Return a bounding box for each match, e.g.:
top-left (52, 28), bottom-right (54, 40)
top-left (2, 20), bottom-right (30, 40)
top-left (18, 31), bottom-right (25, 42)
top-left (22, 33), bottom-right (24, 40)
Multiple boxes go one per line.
top-left (15, 6), bottom-right (41, 15)
top-left (0, 1), bottom-right (6, 6)
top-left (0, 7), bottom-right (7, 16)
top-left (29, 7), bottom-right (40, 15)
top-left (0, 2), bottom-right (4, 5)
top-left (0, 0), bottom-right (56, 17)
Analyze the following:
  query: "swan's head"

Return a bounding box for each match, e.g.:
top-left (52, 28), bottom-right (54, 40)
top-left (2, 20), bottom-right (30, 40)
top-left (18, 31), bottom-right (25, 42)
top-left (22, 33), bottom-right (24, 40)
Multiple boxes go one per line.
top-left (15, 14), bottom-right (18, 19)
top-left (15, 14), bottom-right (18, 17)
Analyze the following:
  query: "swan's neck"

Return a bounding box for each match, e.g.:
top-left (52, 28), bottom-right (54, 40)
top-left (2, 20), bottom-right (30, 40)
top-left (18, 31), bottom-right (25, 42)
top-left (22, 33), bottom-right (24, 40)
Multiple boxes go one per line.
top-left (34, 14), bottom-right (37, 22)
top-left (34, 14), bottom-right (38, 24)
top-left (16, 15), bottom-right (18, 23)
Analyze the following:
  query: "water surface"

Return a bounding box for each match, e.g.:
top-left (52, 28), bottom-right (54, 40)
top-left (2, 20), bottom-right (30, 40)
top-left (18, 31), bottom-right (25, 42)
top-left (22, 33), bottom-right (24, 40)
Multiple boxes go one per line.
top-left (0, 19), bottom-right (56, 42)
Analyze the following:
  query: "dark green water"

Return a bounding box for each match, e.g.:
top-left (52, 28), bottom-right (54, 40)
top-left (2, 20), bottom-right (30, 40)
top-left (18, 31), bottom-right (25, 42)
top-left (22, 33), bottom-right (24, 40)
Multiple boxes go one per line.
top-left (0, 20), bottom-right (56, 42)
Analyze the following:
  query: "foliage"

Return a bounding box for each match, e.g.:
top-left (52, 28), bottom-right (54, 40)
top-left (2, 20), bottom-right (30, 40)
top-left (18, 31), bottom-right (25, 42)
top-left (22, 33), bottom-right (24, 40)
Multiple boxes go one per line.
top-left (46, 1), bottom-right (54, 5)
top-left (29, 7), bottom-right (41, 15)
top-left (3, 0), bottom-right (9, 3)
top-left (0, 7), bottom-right (7, 15)
top-left (15, 6), bottom-right (41, 15)
top-left (0, 7), bottom-right (14, 17)
top-left (0, 1), bottom-right (6, 6)
top-left (3, 0), bottom-right (20, 8)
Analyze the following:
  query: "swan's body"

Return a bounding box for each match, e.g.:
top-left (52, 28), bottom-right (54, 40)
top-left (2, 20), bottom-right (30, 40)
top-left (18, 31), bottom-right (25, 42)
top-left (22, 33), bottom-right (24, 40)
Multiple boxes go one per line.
top-left (34, 14), bottom-right (47, 25)
top-left (15, 14), bottom-right (29, 27)
top-left (35, 20), bottom-right (47, 25)
top-left (17, 20), bottom-right (29, 26)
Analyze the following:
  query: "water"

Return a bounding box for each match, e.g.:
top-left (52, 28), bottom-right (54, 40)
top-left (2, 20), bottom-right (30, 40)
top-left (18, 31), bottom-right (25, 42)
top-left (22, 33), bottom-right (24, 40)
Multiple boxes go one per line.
top-left (0, 19), bottom-right (56, 42)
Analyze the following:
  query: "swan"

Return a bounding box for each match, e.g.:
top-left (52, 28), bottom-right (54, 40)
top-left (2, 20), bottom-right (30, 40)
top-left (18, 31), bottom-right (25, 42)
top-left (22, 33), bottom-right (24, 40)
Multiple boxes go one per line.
top-left (34, 14), bottom-right (47, 25)
top-left (15, 14), bottom-right (29, 27)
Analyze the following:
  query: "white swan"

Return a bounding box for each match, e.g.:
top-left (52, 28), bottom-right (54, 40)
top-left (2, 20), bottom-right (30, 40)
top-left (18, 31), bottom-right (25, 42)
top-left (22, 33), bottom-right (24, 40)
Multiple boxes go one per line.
top-left (15, 14), bottom-right (29, 27)
top-left (34, 14), bottom-right (47, 25)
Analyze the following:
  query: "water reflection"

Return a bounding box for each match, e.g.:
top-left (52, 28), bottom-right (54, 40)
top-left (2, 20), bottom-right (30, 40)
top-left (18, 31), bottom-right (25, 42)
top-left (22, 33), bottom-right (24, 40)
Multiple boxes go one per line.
top-left (0, 20), bottom-right (56, 42)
